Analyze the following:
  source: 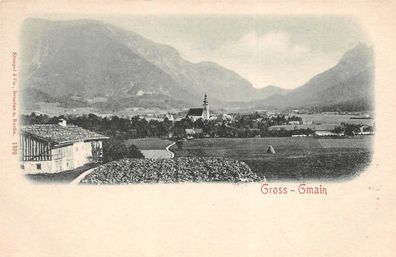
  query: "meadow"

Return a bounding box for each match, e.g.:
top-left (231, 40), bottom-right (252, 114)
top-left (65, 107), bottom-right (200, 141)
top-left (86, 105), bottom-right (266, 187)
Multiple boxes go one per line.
top-left (170, 137), bottom-right (372, 181)
top-left (125, 138), bottom-right (174, 159)
top-left (296, 114), bottom-right (374, 126)
top-left (125, 138), bottom-right (173, 150)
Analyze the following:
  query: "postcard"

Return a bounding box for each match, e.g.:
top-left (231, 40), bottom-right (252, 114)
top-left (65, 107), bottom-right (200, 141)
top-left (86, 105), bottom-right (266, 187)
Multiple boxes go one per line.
top-left (1, 1), bottom-right (395, 256)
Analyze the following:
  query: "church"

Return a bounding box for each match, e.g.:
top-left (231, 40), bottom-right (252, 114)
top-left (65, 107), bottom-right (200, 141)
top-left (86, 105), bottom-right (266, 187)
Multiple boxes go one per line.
top-left (186, 93), bottom-right (210, 122)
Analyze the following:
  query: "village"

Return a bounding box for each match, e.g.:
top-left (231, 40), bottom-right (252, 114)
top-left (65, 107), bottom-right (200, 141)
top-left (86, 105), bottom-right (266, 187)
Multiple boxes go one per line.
top-left (19, 93), bottom-right (374, 183)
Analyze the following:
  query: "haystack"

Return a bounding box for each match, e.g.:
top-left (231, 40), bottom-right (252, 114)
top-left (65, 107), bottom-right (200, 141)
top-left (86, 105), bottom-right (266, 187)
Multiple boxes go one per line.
top-left (267, 145), bottom-right (276, 154)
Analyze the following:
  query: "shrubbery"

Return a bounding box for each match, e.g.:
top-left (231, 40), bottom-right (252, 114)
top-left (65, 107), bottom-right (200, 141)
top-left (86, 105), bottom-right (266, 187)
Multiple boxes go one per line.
top-left (103, 138), bottom-right (144, 163)
top-left (80, 157), bottom-right (261, 184)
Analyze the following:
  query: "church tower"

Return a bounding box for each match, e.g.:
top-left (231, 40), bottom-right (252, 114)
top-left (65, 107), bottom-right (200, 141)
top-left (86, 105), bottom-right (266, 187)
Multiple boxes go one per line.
top-left (202, 93), bottom-right (209, 120)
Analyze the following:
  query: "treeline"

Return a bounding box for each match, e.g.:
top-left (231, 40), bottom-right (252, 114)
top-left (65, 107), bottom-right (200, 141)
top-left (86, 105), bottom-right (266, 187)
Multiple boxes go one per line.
top-left (334, 123), bottom-right (374, 136)
top-left (21, 113), bottom-right (173, 139)
top-left (21, 112), bottom-right (305, 139)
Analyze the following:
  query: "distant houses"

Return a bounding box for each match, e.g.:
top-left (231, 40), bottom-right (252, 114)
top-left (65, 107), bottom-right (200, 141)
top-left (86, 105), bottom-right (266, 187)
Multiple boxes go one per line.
top-left (268, 124), bottom-right (339, 132)
top-left (20, 119), bottom-right (109, 174)
top-left (268, 123), bottom-right (373, 137)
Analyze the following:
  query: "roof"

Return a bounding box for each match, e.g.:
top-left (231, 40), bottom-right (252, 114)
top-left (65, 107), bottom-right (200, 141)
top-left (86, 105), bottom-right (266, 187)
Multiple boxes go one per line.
top-left (21, 124), bottom-right (109, 144)
top-left (187, 108), bottom-right (203, 116)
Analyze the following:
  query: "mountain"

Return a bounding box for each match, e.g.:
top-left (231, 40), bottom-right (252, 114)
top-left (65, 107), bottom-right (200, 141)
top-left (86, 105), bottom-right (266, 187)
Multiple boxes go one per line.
top-left (20, 18), bottom-right (285, 111)
top-left (20, 18), bottom-right (373, 113)
top-left (258, 85), bottom-right (290, 98)
top-left (20, 19), bottom-right (193, 104)
top-left (257, 43), bottom-right (374, 110)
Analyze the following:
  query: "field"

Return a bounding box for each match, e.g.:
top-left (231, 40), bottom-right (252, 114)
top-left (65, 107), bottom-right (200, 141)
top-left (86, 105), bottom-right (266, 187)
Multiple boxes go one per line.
top-left (125, 138), bottom-right (174, 159)
top-left (170, 137), bottom-right (372, 181)
top-left (125, 138), bottom-right (173, 150)
top-left (296, 114), bottom-right (374, 126)
top-left (139, 150), bottom-right (172, 159)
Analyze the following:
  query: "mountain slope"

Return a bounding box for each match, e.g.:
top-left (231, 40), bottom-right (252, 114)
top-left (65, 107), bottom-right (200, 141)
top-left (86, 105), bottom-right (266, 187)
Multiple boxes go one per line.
top-left (21, 18), bottom-right (285, 110)
top-left (21, 19), bottom-right (195, 102)
top-left (21, 18), bottom-right (373, 113)
top-left (104, 24), bottom-right (281, 101)
top-left (259, 43), bottom-right (374, 109)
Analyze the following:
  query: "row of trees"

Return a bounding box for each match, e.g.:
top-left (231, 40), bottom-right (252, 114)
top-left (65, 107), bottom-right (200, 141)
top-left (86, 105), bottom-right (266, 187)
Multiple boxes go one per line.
top-left (21, 112), bottom-right (370, 140)
top-left (21, 113), bottom-right (173, 139)
top-left (20, 112), bottom-right (306, 139)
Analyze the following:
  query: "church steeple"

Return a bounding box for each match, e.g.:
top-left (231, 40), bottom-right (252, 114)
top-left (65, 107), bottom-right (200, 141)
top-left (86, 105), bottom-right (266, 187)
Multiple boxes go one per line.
top-left (202, 93), bottom-right (209, 120)
top-left (203, 93), bottom-right (208, 105)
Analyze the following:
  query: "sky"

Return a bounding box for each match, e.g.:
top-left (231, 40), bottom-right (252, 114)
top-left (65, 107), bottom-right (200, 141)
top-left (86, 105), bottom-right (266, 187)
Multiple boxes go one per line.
top-left (41, 15), bottom-right (370, 89)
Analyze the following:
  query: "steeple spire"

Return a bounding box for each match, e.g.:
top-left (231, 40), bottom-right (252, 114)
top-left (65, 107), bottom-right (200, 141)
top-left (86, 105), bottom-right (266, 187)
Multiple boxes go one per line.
top-left (202, 93), bottom-right (209, 120)
top-left (203, 92), bottom-right (208, 105)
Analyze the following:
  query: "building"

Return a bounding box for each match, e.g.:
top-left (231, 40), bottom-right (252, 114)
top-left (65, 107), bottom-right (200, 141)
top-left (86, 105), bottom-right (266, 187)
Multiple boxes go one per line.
top-left (314, 131), bottom-right (339, 137)
top-left (268, 124), bottom-right (339, 132)
top-left (187, 93), bottom-right (210, 121)
top-left (354, 125), bottom-right (374, 135)
top-left (292, 134), bottom-right (307, 137)
top-left (20, 119), bottom-right (109, 174)
top-left (288, 121), bottom-right (300, 125)
top-left (185, 128), bottom-right (204, 139)
top-left (218, 113), bottom-right (234, 121)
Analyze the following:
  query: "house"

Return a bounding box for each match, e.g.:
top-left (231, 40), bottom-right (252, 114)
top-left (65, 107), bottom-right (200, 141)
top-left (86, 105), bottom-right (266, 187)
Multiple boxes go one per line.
top-left (356, 125), bottom-right (374, 135)
top-left (288, 121), bottom-right (300, 125)
top-left (187, 93), bottom-right (210, 121)
top-left (292, 134), bottom-right (307, 137)
top-left (165, 114), bottom-right (174, 122)
top-left (185, 128), bottom-right (204, 139)
top-left (314, 131), bottom-right (339, 137)
top-left (20, 119), bottom-right (109, 174)
top-left (218, 113), bottom-right (234, 121)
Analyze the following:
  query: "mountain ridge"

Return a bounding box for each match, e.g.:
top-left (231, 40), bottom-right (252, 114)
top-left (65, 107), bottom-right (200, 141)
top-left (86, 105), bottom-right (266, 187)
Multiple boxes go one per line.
top-left (21, 18), bottom-right (287, 107)
top-left (21, 18), bottom-right (374, 113)
top-left (256, 43), bottom-right (374, 110)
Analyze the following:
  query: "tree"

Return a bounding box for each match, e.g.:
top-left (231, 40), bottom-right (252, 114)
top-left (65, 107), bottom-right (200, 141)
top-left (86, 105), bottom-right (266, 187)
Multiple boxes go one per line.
top-left (193, 118), bottom-right (204, 129)
top-left (103, 139), bottom-right (143, 162)
top-left (344, 124), bottom-right (361, 136)
top-left (127, 144), bottom-right (145, 159)
top-left (176, 140), bottom-right (184, 150)
top-left (333, 126), bottom-right (344, 134)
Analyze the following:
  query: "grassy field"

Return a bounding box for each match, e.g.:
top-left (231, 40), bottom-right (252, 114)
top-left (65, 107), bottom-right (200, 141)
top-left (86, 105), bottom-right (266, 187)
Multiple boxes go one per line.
top-left (125, 138), bottom-right (173, 150)
top-left (296, 114), bottom-right (374, 126)
top-left (170, 137), bottom-right (372, 181)
top-left (140, 150), bottom-right (172, 159)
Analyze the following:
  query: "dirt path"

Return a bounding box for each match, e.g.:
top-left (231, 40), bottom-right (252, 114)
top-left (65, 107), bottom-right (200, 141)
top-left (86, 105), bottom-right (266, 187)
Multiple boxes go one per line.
top-left (165, 142), bottom-right (175, 158)
top-left (140, 142), bottom-right (176, 159)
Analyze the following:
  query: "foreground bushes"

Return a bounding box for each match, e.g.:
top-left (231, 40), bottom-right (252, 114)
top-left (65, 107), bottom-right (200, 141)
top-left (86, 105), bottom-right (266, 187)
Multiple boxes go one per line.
top-left (102, 139), bottom-right (144, 163)
top-left (80, 157), bottom-right (261, 184)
